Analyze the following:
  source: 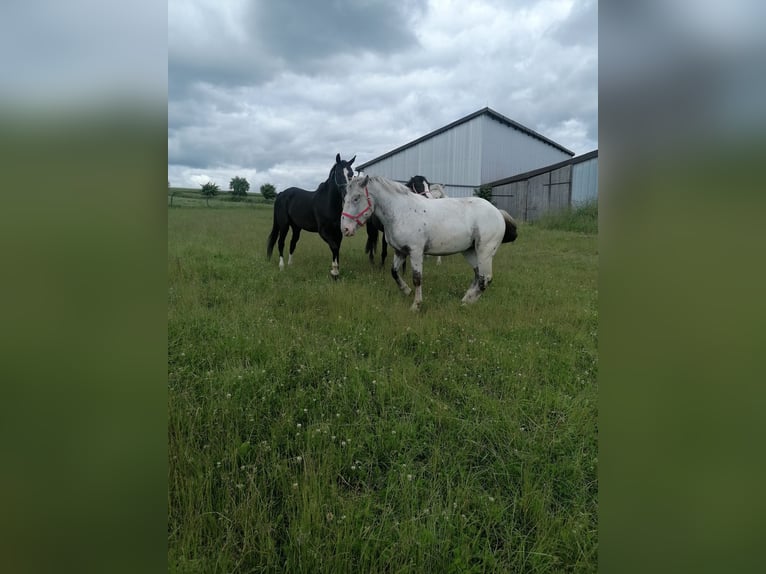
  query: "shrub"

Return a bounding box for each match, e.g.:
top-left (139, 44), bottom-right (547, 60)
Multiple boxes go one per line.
top-left (473, 184), bottom-right (493, 203)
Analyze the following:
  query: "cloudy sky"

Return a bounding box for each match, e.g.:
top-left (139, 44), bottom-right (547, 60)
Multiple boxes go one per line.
top-left (168, 0), bottom-right (597, 191)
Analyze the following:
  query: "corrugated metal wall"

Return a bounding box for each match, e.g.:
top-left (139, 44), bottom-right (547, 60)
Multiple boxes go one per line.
top-left (360, 116), bottom-right (483, 197)
top-left (480, 114), bottom-right (572, 183)
top-left (359, 111), bottom-right (573, 199)
top-left (571, 156), bottom-right (598, 205)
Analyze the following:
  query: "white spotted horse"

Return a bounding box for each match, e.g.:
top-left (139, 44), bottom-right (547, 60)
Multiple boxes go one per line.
top-left (342, 175), bottom-right (517, 311)
top-left (364, 175), bottom-right (447, 268)
top-left (267, 153), bottom-right (355, 279)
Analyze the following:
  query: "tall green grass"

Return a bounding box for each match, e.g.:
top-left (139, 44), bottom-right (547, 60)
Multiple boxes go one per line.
top-left (534, 201), bottom-right (598, 234)
top-left (168, 206), bottom-right (598, 572)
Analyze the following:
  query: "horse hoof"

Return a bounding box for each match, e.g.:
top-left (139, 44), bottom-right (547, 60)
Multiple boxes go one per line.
top-left (410, 303), bottom-right (421, 312)
top-left (402, 287), bottom-right (412, 296)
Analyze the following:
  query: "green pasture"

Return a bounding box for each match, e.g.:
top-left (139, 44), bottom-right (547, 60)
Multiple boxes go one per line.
top-left (168, 203), bottom-right (598, 572)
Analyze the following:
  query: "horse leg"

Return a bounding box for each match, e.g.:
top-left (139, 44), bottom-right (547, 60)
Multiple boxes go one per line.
top-left (409, 251), bottom-right (425, 312)
top-left (381, 235), bottom-right (388, 267)
top-left (330, 247), bottom-right (340, 279)
top-left (463, 246), bottom-right (497, 304)
top-left (391, 250), bottom-right (411, 296)
top-left (461, 249), bottom-right (482, 304)
top-left (366, 226), bottom-right (377, 265)
top-left (436, 256), bottom-right (442, 265)
top-left (277, 226), bottom-right (289, 270)
top-left (320, 226), bottom-right (342, 280)
top-left (288, 225), bottom-right (301, 266)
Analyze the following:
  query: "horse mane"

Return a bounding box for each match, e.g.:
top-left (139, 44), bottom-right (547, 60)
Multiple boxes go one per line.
top-left (366, 175), bottom-right (411, 195)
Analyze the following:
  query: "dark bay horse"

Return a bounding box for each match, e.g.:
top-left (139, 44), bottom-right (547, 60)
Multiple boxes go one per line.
top-left (365, 175), bottom-right (446, 267)
top-left (267, 153), bottom-right (355, 279)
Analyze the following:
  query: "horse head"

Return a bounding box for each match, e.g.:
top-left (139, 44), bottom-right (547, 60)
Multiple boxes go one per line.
top-left (332, 153), bottom-right (356, 197)
top-left (341, 174), bottom-right (373, 236)
top-left (406, 175), bottom-right (431, 196)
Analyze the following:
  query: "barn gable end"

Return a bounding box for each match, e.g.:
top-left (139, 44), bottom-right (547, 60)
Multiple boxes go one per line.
top-left (357, 107), bottom-right (575, 199)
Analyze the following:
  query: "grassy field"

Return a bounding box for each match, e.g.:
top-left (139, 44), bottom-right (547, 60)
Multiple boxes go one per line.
top-left (168, 203), bottom-right (598, 573)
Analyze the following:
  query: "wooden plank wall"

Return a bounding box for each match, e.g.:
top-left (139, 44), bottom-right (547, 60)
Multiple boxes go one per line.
top-left (491, 165), bottom-right (572, 222)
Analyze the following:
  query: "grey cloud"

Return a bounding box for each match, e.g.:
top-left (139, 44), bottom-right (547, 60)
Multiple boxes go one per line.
top-left (551, 0), bottom-right (598, 48)
top-left (169, 0), bottom-right (427, 96)
top-left (249, 0), bottom-right (426, 66)
top-left (168, 0), bottom-right (597, 189)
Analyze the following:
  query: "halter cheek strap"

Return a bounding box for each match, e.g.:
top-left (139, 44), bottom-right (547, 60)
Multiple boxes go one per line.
top-left (410, 183), bottom-right (430, 197)
top-left (342, 187), bottom-right (372, 226)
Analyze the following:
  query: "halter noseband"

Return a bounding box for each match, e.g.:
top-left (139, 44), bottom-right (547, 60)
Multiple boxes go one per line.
top-left (409, 182), bottom-right (430, 196)
top-left (341, 186), bottom-right (372, 226)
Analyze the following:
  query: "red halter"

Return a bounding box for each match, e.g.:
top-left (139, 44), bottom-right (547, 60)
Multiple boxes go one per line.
top-left (341, 186), bottom-right (372, 226)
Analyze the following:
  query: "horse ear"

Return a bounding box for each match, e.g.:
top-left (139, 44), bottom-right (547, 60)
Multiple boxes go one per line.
top-left (336, 153), bottom-right (341, 163)
top-left (348, 155), bottom-right (356, 166)
top-left (362, 175), bottom-right (369, 186)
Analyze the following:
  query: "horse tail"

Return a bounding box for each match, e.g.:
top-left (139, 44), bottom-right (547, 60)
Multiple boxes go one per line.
top-left (266, 198), bottom-right (281, 260)
top-left (500, 209), bottom-right (518, 243)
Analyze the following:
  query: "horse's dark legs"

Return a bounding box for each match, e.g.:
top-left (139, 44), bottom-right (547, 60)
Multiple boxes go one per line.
top-left (288, 225), bottom-right (301, 266)
top-left (330, 246), bottom-right (340, 279)
top-left (391, 250), bottom-right (411, 296)
top-left (366, 225), bottom-right (378, 265)
top-left (319, 226), bottom-right (342, 280)
top-left (277, 226), bottom-right (289, 270)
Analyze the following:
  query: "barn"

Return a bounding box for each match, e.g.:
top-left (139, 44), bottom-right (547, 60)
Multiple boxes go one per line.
top-left (356, 106), bottom-right (597, 221)
top-left (489, 149), bottom-right (598, 222)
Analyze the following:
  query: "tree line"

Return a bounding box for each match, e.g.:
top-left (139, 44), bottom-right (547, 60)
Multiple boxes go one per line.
top-left (191, 177), bottom-right (276, 206)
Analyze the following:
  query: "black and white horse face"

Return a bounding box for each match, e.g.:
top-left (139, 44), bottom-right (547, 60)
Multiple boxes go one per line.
top-left (334, 153), bottom-right (356, 194)
top-left (407, 175), bottom-right (430, 196)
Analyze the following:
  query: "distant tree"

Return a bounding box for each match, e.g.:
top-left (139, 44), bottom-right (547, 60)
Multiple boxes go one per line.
top-left (230, 176), bottom-right (250, 200)
top-left (474, 184), bottom-right (493, 203)
top-left (200, 181), bottom-right (220, 207)
top-left (260, 183), bottom-right (277, 201)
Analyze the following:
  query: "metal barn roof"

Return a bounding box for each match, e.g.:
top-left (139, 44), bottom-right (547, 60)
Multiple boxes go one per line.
top-left (357, 107), bottom-right (575, 171)
top-left (486, 149), bottom-right (598, 187)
